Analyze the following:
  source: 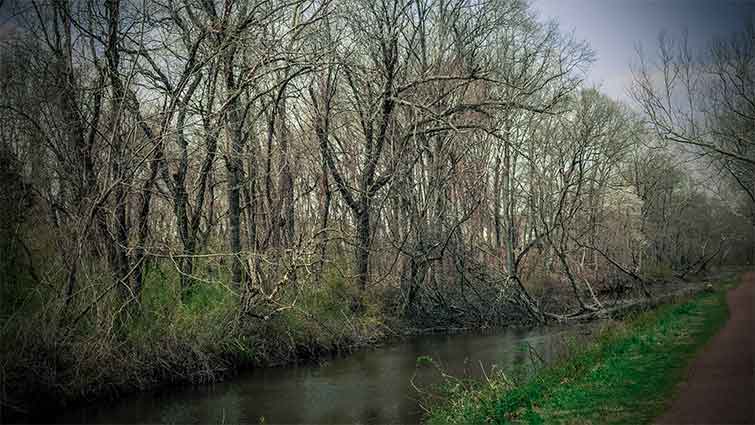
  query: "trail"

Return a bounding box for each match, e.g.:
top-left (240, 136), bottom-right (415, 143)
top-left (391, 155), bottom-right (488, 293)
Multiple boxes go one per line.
top-left (656, 272), bottom-right (754, 424)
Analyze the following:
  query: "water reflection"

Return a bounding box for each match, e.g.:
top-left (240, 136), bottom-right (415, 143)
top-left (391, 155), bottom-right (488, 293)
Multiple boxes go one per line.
top-left (46, 324), bottom-right (594, 424)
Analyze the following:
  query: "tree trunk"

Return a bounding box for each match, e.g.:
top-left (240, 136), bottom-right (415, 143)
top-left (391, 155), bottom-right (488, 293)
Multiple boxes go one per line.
top-left (354, 204), bottom-right (371, 293)
top-left (227, 157), bottom-right (243, 287)
top-left (314, 170), bottom-right (331, 285)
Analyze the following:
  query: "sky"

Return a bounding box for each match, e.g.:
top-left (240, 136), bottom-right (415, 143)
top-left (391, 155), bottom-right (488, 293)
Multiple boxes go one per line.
top-left (532, 0), bottom-right (755, 102)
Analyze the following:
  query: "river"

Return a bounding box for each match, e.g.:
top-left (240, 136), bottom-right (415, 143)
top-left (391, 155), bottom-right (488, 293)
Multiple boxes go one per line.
top-left (44, 323), bottom-right (598, 424)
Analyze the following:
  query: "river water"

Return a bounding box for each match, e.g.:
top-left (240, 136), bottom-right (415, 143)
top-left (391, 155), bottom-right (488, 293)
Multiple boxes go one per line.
top-left (46, 323), bottom-right (598, 424)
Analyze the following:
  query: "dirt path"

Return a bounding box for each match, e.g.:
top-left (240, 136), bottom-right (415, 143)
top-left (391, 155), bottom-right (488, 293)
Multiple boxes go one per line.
top-left (656, 272), bottom-right (754, 425)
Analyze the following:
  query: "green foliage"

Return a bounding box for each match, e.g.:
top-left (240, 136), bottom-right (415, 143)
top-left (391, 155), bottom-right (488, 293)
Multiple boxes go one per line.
top-left (124, 263), bottom-right (242, 358)
top-left (257, 265), bottom-right (388, 359)
top-left (426, 281), bottom-right (732, 425)
top-left (2, 253), bottom-right (400, 419)
top-left (416, 355), bottom-right (435, 367)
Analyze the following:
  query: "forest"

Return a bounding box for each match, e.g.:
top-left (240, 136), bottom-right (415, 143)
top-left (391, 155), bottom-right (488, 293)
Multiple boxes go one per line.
top-left (0, 0), bottom-right (753, 420)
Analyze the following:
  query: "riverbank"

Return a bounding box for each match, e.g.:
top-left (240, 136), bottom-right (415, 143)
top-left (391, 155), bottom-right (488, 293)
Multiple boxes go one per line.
top-left (0, 276), bottom-right (394, 421)
top-left (424, 276), bottom-right (736, 424)
top-left (0, 271), bottom-right (721, 423)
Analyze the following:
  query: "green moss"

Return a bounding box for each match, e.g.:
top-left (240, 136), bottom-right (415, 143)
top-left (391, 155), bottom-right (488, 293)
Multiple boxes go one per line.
top-left (426, 281), bottom-right (733, 425)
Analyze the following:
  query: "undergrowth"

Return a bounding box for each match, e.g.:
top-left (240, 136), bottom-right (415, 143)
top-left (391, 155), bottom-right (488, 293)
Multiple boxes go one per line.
top-left (0, 261), bottom-right (387, 419)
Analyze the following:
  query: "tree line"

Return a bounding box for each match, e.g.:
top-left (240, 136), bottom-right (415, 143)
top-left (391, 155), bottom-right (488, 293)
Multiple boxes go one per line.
top-left (1, 0), bottom-right (752, 331)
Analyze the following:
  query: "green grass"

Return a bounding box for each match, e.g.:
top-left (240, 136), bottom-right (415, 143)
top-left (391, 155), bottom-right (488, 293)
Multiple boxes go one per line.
top-left (426, 281), bottom-right (733, 425)
top-left (0, 257), bottom-right (393, 418)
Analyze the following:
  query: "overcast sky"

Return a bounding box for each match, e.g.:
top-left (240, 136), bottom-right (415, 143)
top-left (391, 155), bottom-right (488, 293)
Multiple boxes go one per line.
top-left (532, 0), bottom-right (755, 102)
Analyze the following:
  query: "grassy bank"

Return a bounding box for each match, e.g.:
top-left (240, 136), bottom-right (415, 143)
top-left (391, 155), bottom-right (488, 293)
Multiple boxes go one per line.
top-left (426, 280), bottom-right (733, 425)
top-left (0, 262), bottom-right (393, 420)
